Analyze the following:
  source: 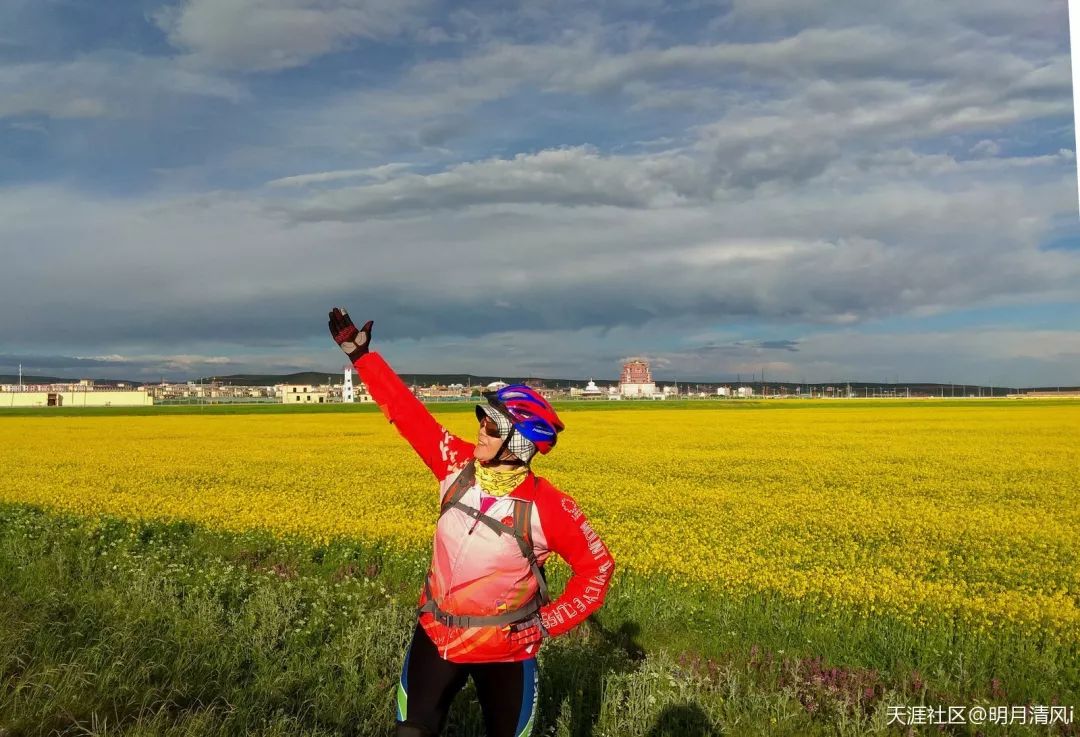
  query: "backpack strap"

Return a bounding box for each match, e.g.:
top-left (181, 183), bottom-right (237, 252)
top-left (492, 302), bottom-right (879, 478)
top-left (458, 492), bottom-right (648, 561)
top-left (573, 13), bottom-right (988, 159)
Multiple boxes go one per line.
top-left (511, 497), bottom-right (549, 605)
top-left (439, 460), bottom-right (476, 514)
top-left (450, 502), bottom-right (516, 536)
top-left (417, 583), bottom-right (542, 628)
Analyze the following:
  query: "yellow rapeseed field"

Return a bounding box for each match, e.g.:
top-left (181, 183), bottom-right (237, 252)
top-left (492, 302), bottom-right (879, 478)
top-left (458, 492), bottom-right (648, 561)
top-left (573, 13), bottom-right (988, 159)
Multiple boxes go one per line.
top-left (2, 402), bottom-right (1078, 640)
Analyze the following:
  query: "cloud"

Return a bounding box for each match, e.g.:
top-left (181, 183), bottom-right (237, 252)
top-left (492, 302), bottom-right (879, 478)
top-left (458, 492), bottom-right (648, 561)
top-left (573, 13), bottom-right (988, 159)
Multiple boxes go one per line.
top-left (780, 328), bottom-right (1080, 386)
top-left (286, 147), bottom-right (694, 220)
top-left (686, 58), bottom-right (1071, 191)
top-left (0, 352), bottom-right (236, 375)
top-left (1, 0), bottom-right (1077, 387)
top-left (547, 27), bottom-right (1039, 95)
top-left (279, 136), bottom-right (1075, 227)
top-left (0, 350), bottom-right (342, 381)
top-left (266, 163), bottom-right (413, 187)
top-left (280, 20), bottom-right (1069, 198)
top-left (3, 174), bottom-right (1077, 384)
top-left (3, 162), bottom-right (1078, 355)
top-left (756, 340), bottom-right (800, 351)
top-left (0, 354), bottom-right (129, 369)
top-left (721, 0), bottom-right (1065, 41)
top-left (0, 53), bottom-right (244, 120)
top-left (609, 326), bottom-right (1080, 385)
top-left (156, 0), bottom-right (431, 72)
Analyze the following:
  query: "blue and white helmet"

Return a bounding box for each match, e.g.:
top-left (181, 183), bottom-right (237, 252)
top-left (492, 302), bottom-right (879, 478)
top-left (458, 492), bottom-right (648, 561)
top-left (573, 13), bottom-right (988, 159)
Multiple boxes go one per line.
top-left (476, 384), bottom-right (564, 463)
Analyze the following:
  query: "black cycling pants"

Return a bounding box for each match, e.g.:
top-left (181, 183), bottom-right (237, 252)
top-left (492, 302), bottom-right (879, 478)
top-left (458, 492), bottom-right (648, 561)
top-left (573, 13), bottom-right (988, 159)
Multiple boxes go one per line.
top-left (395, 622), bottom-right (538, 737)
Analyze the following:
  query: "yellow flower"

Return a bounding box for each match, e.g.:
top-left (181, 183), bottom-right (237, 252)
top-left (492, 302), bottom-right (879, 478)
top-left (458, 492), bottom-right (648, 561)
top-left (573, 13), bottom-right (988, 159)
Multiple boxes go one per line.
top-left (0, 401), bottom-right (1078, 640)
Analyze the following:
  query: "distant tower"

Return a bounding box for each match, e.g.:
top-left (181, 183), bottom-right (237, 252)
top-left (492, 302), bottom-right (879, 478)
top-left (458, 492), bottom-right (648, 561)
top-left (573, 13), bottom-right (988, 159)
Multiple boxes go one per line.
top-left (619, 359), bottom-right (656, 397)
top-left (620, 359), bottom-right (653, 384)
top-left (343, 366), bottom-right (355, 403)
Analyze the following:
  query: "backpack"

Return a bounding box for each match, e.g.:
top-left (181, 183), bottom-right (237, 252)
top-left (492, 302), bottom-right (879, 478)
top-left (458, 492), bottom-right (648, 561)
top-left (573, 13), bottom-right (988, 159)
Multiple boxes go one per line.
top-left (416, 460), bottom-right (549, 628)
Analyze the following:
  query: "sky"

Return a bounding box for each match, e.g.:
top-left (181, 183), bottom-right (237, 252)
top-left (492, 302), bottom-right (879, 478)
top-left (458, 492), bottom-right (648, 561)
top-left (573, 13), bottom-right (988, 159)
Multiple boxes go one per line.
top-left (1, 0), bottom-right (1078, 386)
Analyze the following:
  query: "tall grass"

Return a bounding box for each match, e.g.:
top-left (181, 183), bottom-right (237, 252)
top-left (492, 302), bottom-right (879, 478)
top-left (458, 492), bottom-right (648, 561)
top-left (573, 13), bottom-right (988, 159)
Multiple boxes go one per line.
top-left (0, 503), bottom-right (1076, 736)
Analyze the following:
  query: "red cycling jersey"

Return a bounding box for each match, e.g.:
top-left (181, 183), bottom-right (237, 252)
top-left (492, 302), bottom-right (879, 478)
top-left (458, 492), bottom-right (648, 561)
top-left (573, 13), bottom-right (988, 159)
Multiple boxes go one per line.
top-left (354, 352), bottom-right (615, 663)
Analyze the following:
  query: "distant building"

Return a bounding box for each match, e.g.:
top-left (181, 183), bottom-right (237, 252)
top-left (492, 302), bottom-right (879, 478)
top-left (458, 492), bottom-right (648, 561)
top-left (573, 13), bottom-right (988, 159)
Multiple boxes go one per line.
top-left (0, 387), bottom-right (153, 407)
top-left (619, 359), bottom-right (656, 398)
top-left (571, 379), bottom-right (606, 400)
top-left (278, 384), bottom-right (327, 404)
top-left (419, 385), bottom-right (467, 399)
top-left (717, 386), bottom-right (731, 397)
top-left (343, 368), bottom-right (355, 402)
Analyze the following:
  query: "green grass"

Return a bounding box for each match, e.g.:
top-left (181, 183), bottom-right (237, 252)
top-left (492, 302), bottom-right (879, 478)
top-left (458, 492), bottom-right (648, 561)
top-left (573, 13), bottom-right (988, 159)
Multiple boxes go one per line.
top-left (1, 503), bottom-right (1076, 736)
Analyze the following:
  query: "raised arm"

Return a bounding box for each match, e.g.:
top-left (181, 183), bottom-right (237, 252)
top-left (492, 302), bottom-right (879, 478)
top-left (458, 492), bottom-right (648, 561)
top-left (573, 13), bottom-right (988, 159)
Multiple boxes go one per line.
top-left (329, 308), bottom-right (473, 480)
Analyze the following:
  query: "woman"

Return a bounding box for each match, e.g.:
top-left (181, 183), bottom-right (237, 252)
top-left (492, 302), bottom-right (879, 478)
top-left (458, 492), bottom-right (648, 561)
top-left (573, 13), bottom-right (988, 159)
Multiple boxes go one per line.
top-left (328, 307), bottom-right (615, 737)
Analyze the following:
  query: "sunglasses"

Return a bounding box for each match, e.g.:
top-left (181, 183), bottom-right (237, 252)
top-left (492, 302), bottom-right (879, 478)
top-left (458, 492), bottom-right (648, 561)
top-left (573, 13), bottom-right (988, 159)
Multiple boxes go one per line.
top-left (479, 416), bottom-right (501, 438)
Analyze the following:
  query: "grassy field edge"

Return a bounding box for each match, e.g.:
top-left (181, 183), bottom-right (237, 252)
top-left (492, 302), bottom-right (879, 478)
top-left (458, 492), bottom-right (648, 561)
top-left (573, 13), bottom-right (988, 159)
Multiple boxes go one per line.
top-left (2, 502), bottom-right (1076, 736)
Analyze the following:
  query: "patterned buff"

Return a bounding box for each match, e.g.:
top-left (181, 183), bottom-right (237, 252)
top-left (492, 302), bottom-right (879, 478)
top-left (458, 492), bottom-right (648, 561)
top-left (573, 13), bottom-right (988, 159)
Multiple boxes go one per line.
top-left (474, 463), bottom-right (529, 496)
top-left (477, 404), bottom-right (539, 463)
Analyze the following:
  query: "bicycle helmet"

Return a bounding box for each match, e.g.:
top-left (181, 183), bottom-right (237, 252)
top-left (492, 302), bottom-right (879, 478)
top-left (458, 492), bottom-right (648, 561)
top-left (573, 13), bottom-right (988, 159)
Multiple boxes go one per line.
top-left (476, 384), bottom-right (564, 463)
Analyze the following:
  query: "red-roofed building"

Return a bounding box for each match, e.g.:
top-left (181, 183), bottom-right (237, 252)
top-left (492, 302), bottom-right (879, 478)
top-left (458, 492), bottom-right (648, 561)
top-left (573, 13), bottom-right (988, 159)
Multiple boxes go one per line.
top-left (619, 359), bottom-right (656, 398)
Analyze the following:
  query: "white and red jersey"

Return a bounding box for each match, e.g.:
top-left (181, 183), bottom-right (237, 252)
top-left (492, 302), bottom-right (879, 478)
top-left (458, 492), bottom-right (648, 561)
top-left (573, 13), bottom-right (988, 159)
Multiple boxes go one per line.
top-left (354, 352), bottom-right (615, 663)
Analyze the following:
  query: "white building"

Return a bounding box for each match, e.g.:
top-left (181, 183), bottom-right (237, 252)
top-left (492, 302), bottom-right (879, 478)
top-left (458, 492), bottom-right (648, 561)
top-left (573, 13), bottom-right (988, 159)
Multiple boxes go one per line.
top-left (278, 384), bottom-right (328, 404)
top-left (717, 386), bottom-right (731, 397)
top-left (571, 379), bottom-right (606, 399)
top-left (337, 369), bottom-right (373, 403)
top-left (343, 368), bottom-right (355, 402)
top-left (736, 386), bottom-right (754, 398)
top-left (0, 388), bottom-right (153, 408)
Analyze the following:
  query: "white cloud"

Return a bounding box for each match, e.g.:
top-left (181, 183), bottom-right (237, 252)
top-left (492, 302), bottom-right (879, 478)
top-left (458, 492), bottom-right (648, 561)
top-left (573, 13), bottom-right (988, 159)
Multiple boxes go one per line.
top-left (546, 27), bottom-right (1037, 94)
top-left (286, 146), bottom-right (695, 220)
top-left (280, 134), bottom-right (1076, 229)
top-left (721, 0), bottom-right (1064, 41)
top-left (970, 139), bottom-right (1001, 157)
top-left (279, 15), bottom-right (1069, 180)
top-left (156, 0), bottom-right (431, 72)
top-left (82, 353), bottom-right (235, 367)
top-left (0, 53), bottom-right (244, 119)
top-left (266, 163), bottom-right (412, 187)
